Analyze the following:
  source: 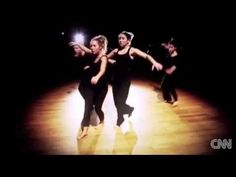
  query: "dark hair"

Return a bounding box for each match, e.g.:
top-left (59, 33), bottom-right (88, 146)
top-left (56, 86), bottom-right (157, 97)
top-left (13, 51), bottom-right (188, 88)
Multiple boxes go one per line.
top-left (120, 31), bottom-right (134, 41)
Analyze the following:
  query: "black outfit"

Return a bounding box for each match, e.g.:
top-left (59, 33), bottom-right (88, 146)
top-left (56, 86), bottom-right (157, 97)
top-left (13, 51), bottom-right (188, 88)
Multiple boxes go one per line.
top-left (75, 54), bottom-right (93, 80)
top-left (161, 53), bottom-right (178, 102)
top-left (78, 55), bottom-right (108, 128)
top-left (112, 47), bottom-right (134, 126)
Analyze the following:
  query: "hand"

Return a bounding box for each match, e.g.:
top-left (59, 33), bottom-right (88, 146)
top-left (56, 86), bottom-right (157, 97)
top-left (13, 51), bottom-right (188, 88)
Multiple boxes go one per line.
top-left (91, 76), bottom-right (99, 85)
top-left (153, 62), bottom-right (163, 71)
top-left (108, 59), bottom-right (116, 64)
top-left (69, 42), bottom-right (77, 46)
top-left (151, 64), bottom-right (155, 71)
top-left (165, 68), bottom-right (174, 75)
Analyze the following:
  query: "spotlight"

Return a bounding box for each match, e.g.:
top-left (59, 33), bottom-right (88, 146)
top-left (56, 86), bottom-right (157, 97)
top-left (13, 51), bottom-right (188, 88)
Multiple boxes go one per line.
top-left (74, 33), bottom-right (85, 44)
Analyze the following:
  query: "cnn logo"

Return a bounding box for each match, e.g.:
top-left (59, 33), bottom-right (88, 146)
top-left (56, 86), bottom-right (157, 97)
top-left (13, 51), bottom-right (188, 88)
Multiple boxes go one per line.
top-left (210, 139), bottom-right (232, 149)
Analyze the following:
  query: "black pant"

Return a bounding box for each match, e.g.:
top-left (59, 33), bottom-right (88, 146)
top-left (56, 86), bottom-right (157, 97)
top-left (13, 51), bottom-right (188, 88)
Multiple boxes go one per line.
top-left (79, 81), bottom-right (108, 128)
top-left (162, 74), bottom-right (178, 102)
top-left (112, 78), bottom-right (133, 126)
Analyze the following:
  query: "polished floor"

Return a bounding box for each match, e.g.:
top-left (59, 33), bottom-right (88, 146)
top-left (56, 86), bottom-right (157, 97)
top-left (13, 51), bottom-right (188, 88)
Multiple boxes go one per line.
top-left (23, 79), bottom-right (230, 154)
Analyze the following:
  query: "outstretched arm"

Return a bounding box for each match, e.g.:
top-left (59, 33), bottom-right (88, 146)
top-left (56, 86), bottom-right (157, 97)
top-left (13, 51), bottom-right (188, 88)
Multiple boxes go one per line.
top-left (69, 42), bottom-right (92, 54)
top-left (131, 48), bottom-right (163, 71)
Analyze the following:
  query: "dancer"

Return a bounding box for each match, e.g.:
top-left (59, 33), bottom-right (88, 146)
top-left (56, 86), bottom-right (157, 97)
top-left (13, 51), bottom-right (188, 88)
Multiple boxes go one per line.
top-left (160, 41), bottom-right (179, 106)
top-left (107, 31), bottom-right (163, 131)
top-left (69, 35), bottom-right (108, 139)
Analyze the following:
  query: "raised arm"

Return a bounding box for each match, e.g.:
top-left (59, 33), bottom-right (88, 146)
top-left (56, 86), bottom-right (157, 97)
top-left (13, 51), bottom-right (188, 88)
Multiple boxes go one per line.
top-left (69, 42), bottom-right (92, 54)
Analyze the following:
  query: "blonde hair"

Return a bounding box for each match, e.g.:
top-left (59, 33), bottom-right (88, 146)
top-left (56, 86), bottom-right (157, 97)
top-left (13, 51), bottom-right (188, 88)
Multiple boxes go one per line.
top-left (91, 35), bottom-right (108, 53)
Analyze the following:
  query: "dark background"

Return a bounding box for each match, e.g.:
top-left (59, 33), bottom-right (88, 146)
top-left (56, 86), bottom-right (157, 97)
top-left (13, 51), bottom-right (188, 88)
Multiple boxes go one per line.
top-left (5, 1), bottom-right (234, 155)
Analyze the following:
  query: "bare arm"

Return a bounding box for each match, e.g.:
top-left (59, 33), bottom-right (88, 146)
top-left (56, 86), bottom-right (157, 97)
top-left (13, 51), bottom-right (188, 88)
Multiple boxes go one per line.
top-left (107, 48), bottom-right (118, 58)
top-left (107, 49), bottom-right (118, 64)
top-left (131, 48), bottom-right (163, 71)
top-left (96, 56), bottom-right (107, 79)
top-left (74, 50), bottom-right (86, 58)
top-left (91, 56), bottom-right (107, 84)
top-left (108, 59), bottom-right (116, 64)
top-left (69, 42), bottom-right (92, 54)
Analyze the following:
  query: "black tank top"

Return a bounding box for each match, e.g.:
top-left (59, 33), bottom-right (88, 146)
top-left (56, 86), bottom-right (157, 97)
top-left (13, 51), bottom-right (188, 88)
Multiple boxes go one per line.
top-left (113, 47), bottom-right (132, 80)
top-left (163, 54), bottom-right (178, 69)
top-left (82, 55), bottom-right (107, 86)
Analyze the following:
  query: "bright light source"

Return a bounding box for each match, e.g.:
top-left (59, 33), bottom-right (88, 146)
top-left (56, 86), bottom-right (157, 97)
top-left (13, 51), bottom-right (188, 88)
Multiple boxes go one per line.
top-left (74, 33), bottom-right (85, 44)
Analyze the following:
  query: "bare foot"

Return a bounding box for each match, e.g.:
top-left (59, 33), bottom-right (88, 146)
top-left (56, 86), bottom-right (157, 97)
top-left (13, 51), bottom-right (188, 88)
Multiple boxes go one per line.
top-left (77, 127), bottom-right (88, 140)
top-left (172, 101), bottom-right (178, 107)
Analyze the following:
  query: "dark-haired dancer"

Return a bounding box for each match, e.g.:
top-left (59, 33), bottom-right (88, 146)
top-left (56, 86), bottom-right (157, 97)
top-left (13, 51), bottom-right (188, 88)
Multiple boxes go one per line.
top-left (160, 41), bottom-right (179, 106)
top-left (107, 31), bottom-right (163, 132)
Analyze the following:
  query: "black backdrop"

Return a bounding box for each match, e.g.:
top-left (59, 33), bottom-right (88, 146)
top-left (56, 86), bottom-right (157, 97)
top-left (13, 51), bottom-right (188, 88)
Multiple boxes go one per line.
top-left (5, 1), bottom-right (234, 155)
